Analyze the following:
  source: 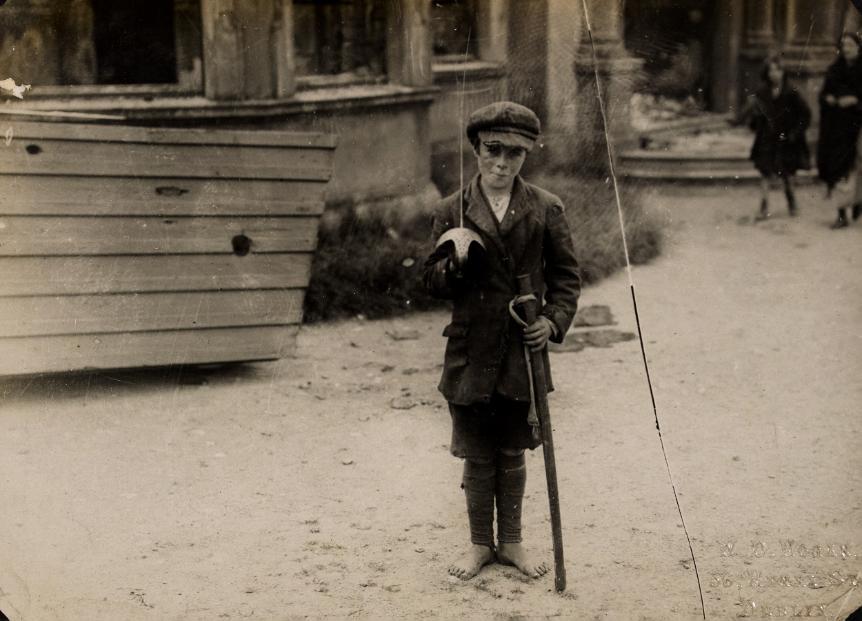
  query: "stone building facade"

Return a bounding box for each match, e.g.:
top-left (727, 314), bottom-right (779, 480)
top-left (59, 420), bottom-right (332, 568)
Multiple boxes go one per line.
top-left (0, 0), bottom-right (855, 208)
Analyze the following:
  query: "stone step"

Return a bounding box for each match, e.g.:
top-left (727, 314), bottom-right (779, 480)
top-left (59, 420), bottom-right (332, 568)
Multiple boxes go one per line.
top-left (619, 123), bottom-right (817, 183)
top-left (618, 150), bottom-right (817, 182)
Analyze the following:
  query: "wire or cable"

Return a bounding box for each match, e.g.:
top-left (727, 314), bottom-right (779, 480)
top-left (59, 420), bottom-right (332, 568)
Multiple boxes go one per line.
top-left (458, 28), bottom-right (472, 229)
top-left (579, 1), bottom-right (707, 619)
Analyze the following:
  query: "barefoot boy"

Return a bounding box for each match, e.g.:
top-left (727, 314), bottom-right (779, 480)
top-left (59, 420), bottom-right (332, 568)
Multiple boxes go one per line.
top-left (424, 101), bottom-right (581, 580)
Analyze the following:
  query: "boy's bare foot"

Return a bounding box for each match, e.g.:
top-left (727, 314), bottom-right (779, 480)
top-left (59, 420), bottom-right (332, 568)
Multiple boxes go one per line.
top-left (497, 542), bottom-right (549, 578)
top-left (447, 544), bottom-right (495, 580)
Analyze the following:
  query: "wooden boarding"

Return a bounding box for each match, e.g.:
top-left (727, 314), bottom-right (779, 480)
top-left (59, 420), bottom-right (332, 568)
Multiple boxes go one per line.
top-left (0, 216), bottom-right (319, 255)
top-left (0, 326), bottom-right (299, 376)
top-left (6, 121), bottom-right (335, 147)
top-left (0, 254), bottom-right (312, 296)
top-left (0, 139), bottom-right (333, 180)
top-left (0, 177), bottom-right (328, 216)
top-left (0, 289), bottom-right (305, 338)
top-left (0, 120), bottom-right (335, 375)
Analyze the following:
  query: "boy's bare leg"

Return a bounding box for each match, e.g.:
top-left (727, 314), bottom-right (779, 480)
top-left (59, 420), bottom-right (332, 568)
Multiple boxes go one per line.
top-left (449, 457), bottom-right (496, 580)
top-left (497, 542), bottom-right (550, 578)
top-left (495, 448), bottom-right (550, 578)
top-left (447, 544), bottom-right (495, 579)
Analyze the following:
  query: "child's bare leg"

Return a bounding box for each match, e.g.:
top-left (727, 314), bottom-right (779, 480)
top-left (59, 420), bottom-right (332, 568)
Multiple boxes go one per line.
top-left (448, 457), bottom-right (496, 580)
top-left (755, 176), bottom-right (770, 220)
top-left (495, 448), bottom-right (549, 578)
top-left (829, 181), bottom-right (851, 229)
top-left (783, 175), bottom-right (798, 216)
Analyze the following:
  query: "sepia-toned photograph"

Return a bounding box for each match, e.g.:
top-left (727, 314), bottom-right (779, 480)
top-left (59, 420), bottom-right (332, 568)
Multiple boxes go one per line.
top-left (0, 1), bottom-right (860, 619)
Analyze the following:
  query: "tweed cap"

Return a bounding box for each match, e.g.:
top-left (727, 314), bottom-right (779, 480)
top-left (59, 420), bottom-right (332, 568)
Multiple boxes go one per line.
top-left (466, 101), bottom-right (541, 150)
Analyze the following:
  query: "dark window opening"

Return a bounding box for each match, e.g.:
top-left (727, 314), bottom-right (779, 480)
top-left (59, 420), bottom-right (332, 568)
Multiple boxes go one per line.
top-left (0, 0), bottom-right (201, 89)
top-left (624, 0), bottom-right (715, 105)
top-left (92, 0), bottom-right (178, 84)
top-left (293, 0), bottom-right (387, 78)
top-left (431, 0), bottom-right (477, 58)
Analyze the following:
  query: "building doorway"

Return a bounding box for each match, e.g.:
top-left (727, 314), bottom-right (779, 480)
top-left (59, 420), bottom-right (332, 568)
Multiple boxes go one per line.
top-left (624, 0), bottom-right (718, 110)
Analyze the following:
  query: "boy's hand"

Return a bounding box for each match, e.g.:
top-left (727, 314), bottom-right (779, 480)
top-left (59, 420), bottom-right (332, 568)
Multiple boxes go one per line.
top-left (523, 317), bottom-right (555, 352)
top-left (445, 257), bottom-right (464, 279)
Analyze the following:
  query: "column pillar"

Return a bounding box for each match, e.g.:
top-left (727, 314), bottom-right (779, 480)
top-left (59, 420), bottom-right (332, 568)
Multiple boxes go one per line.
top-left (55, 0), bottom-right (97, 85)
top-left (845, 3), bottom-right (862, 34)
top-left (739, 0), bottom-right (775, 102)
top-left (201, 0), bottom-right (286, 100)
top-left (745, 0), bottom-right (775, 49)
top-left (0, 1), bottom-right (66, 86)
top-left (386, 0), bottom-right (432, 87)
top-left (506, 0), bottom-right (548, 120)
top-left (710, 0), bottom-right (744, 113)
top-left (175, 0), bottom-right (205, 90)
top-left (782, 0), bottom-right (844, 126)
top-left (273, 0), bottom-right (296, 97)
top-left (384, 0), bottom-right (433, 199)
top-left (476, 0), bottom-right (508, 63)
top-left (544, 0), bottom-right (579, 143)
top-left (573, 0), bottom-right (642, 175)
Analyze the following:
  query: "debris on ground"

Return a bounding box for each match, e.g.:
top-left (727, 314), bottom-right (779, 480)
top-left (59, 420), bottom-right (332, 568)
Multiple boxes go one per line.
top-left (574, 305), bottom-right (616, 328)
top-left (390, 397), bottom-right (418, 410)
top-left (551, 328), bottom-right (636, 353)
top-left (386, 328), bottom-right (421, 341)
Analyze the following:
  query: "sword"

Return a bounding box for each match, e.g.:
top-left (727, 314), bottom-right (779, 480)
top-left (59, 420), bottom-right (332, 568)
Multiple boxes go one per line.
top-left (509, 273), bottom-right (566, 592)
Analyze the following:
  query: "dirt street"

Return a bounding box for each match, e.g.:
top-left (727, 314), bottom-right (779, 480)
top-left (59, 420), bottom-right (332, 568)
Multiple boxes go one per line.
top-left (1, 183), bottom-right (860, 620)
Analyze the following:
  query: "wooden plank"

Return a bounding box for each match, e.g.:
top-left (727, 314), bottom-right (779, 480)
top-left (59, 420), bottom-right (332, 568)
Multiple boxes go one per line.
top-left (0, 326), bottom-right (297, 375)
top-left (0, 254), bottom-right (312, 296)
top-left (0, 176), bottom-right (327, 216)
top-left (5, 120), bottom-right (337, 149)
top-left (0, 138), bottom-right (333, 180)
top-left (0, 289), bottom-right (304, 338)
top-left (0, 216), bottom-right (319, 255)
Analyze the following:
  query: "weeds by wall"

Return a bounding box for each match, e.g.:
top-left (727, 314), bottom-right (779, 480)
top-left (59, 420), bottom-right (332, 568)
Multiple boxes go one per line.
top-left (533, 174), bottom-right (661, 284)
top-left (302, 175), bottom-right (661, 323)
top-left (302, 209), bottom-right (441, 323)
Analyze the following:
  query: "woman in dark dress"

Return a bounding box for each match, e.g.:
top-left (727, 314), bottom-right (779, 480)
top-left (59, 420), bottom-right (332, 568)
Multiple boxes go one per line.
top-left (817, 33), bottom-right (862, 229)
top-left (747, 55), bottom-right (811, 221)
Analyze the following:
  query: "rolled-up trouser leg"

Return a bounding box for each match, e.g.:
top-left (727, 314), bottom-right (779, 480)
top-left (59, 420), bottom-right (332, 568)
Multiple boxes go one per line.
top-left (496, 451), bottom-right (526, 544)
top-left (462, 458), bottom-right (496, 548)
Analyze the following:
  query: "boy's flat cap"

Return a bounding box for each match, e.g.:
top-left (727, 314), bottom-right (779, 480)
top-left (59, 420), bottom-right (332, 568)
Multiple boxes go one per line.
top-left (466, 101), bottom-right (541, 150)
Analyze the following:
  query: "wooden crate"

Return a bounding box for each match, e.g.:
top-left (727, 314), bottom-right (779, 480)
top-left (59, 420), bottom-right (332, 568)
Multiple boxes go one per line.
top-left (0, 121), bottom-right (336, 375)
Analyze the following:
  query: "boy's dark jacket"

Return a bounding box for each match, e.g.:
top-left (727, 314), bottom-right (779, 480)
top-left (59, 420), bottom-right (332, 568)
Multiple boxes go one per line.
top-left (424, 175), bottom-right (581, 406)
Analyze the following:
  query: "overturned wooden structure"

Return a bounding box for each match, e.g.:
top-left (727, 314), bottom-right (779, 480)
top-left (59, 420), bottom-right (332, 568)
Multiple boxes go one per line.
top-left (0, 121), bottom-right (336, 375)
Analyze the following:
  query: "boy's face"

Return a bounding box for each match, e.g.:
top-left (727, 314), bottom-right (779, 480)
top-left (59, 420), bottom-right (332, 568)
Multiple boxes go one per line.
top-left (475, 141), bottom-right (528, 191)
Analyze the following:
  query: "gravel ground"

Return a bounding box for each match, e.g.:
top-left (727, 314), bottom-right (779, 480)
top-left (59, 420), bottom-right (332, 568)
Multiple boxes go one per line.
top-left (0, 182), bottom-right (860, 620)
